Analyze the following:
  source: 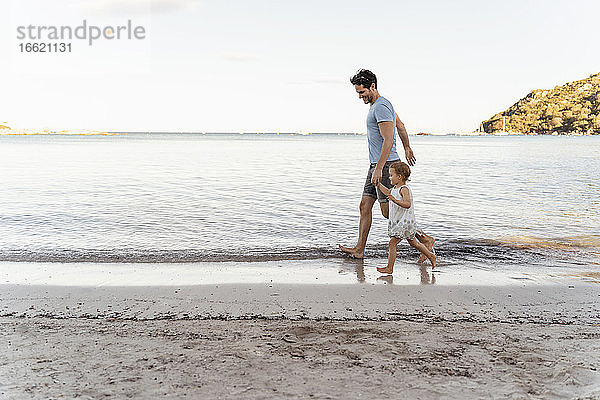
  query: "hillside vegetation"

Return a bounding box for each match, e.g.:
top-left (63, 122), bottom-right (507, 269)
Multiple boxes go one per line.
top-left (482, 73), bottom-right (600, 134)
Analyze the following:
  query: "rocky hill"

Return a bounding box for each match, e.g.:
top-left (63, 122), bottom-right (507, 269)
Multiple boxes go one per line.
top-left (482, 73), bottom-right (600, 134)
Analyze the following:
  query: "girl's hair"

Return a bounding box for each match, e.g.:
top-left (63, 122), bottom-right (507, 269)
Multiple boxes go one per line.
top-left (390, 161), bottom-right (411, 180)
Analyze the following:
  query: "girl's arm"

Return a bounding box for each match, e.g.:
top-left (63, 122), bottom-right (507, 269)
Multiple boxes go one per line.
top-left (378, 182), bottom-right (391, 196)
top-left (389, 187), bottom-right (411, 208)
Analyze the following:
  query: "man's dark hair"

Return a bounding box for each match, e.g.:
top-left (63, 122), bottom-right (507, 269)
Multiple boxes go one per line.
top-left (350, 69), bottom-right (377, 89)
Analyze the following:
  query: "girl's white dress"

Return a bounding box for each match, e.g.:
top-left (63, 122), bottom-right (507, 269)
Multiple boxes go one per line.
top-left (388, 185), bottom-right (419, 240)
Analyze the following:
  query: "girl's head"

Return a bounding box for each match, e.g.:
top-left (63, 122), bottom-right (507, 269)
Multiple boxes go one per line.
top-left (389, 161), bottom-right (411, 185)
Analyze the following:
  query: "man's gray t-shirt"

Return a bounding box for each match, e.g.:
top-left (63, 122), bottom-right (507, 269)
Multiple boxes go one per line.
top-left (366, 96), bottom-right (400, 164)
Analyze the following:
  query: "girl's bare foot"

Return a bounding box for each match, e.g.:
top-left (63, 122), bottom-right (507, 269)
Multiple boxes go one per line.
top-left (377, 266), bottom-right (393, 274)
top-left (418, 237), bottom-right (435, 263)
top-left (338, 244), bottom-right (365, 259)
top-left (429, 253), bottom-right (437, 269)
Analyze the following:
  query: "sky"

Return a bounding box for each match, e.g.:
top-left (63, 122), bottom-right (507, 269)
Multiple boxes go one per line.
top-left (1, 0), bottom-right (599, 134)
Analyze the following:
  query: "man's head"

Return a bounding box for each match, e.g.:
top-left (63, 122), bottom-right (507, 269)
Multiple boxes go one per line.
top-left (350, 69), bottom-right (378, 104)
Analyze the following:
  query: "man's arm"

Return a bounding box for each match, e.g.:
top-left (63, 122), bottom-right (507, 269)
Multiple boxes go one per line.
top-left (370, 121), bottom-right (394, 186)
top-left (395, 113), bottom-right (416, 166)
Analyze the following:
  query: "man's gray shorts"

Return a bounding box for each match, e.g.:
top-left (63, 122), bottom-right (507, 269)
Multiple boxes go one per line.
top-left (363, 159), bottom-right (400, 203)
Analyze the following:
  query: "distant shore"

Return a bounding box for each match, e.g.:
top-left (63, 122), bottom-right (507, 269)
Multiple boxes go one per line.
top-left (2, 130), bottom-right (599, 136)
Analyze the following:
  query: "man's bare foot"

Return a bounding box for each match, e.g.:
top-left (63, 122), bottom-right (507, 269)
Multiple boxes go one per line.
top-left (338, 244), bottom-right (365, 259)
top-left (417, 237), bottom-right (436, 263)
top-left (377, 266), bottom-right (393, 274)
top-left (429, 254), bottom-right (437, 269)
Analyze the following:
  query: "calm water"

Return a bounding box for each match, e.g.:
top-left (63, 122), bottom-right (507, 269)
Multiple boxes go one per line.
top-left (1, 133), bottom-right (599, 271)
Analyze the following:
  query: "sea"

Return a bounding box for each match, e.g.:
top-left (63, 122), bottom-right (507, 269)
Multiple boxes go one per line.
top-left (1, 133), bottom-right (599, 285)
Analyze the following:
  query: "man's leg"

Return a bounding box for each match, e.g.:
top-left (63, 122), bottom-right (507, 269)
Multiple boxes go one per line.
top-left (379, 201), bottom-right (389, 219)
top-left (339, 195), bottom-right (377, 259)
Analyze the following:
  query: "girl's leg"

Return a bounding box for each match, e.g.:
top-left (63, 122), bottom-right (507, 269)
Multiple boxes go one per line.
top-left (408, 238), bottom-right (437, 269)
top-left (416, 231), bottom-right (435, 263)
top-left (377, 237), bottom-right (401, 274)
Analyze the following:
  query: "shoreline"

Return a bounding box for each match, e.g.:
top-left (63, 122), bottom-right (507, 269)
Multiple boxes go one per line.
top-left (1, 259), bottom-right (597, 287)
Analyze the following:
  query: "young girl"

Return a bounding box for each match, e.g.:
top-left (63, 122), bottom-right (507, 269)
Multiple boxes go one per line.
top-left (377, 161), bottom-right (436, 273)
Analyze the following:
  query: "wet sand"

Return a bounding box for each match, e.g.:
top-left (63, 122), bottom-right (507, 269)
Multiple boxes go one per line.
top-left (1, 281), bottom-right (600, 399)
top-left (1, 258), bottom-right (597, 287)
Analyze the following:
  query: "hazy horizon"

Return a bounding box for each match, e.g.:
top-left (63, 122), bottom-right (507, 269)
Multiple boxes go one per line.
top-left (2, 0), bottom-right (599, 134)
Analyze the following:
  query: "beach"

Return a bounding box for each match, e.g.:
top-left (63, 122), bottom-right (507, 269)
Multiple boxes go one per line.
top-left (1, 134), bottom-right (598, 398)
top-left (4, 0), bottom-right (600, 396)
top-left (2, 273), bottom-right (600, 399)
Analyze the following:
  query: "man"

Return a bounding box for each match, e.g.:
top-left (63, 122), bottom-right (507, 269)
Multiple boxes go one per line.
top-left (339, 69), bottom-right (434, 260)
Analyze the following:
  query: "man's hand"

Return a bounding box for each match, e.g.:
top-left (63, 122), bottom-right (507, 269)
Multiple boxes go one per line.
top-left (405, 146), bottom-right (416, 166)
top-left (371, 168), bottom-right (383, 187)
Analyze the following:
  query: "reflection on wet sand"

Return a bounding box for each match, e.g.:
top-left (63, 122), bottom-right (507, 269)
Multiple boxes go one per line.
top-left (372, 266), bottom-right (437, 285)
top-left (354, 260), bottom-right (365, 283)
top-left (420, 265), bottom-right (436, 285)
top-left (376, 275), bottom-right (393, 285)
top-left (339, 258), bottom-right (366, 283)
